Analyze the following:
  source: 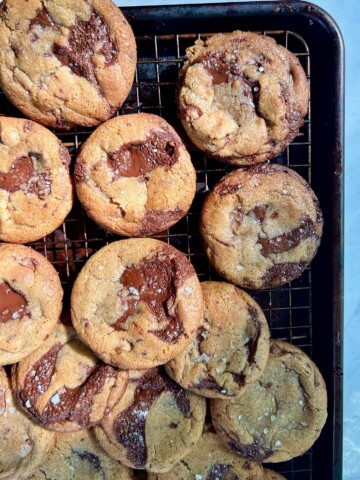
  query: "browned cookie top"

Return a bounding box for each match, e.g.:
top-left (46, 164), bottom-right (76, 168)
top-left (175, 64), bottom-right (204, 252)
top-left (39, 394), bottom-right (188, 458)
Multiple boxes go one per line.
top-left (28, 429), bottom-right (134, 480)
top-left (0, 366), bottom-right (56, 480)
top-left (177, 30), bottom-right (309, 165)
top-left (74, 113), bottom-right (196, 236)
top-left (148, 430), bottom-right (264, 480)
top-left (94, 368), bottom-right (206, 473)
top-left (211, 341), bottom-right (328, 463)
top-left (0, 0), bottom-right (136, 129)
top-left (12, 323), bottom-right (128, 432)
top-left (71, 238), bottom-right (203, 369)
top-left (0, 243), bottom-right (62, 366)
top-left (200, 164), bottom-right (323, 289)
top-left (0, 117), bottom-right (73, 243)
top-left (166, 281), bottom-right (270, 399)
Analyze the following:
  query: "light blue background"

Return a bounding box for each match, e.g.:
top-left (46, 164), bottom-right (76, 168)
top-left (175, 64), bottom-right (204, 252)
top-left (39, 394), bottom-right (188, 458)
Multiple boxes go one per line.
top-left (116, 1), bottom-right (357, 478)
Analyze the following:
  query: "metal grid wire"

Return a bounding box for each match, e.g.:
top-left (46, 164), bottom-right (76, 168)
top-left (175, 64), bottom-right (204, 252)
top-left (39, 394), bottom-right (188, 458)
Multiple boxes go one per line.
top-left (0, 30), bottom-right (313, 479)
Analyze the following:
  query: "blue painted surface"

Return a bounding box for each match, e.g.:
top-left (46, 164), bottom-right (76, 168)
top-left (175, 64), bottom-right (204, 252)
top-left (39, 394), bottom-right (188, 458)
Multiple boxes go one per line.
top-left (116, 1), bottom-right (357, 478)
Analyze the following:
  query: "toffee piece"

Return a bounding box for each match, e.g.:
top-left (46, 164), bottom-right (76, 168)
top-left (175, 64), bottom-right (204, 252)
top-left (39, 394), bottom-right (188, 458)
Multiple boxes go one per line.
top-left (177, 30), bottom-right (309, 166)
top-left (0, 0), bottom-right (136, 129)
top-left (0, 244), bottom-right (62, 366)
top-left (94, 368), bottom-right (206, 473)
top-left (166, 281), bottom-right (270, 399)
top-left (71, 238), bottom-right (203, 369)
top-left (74, 113), bottom-right (196, 236)
top-left (200, 164), bottom-right (323, 289)
top-left (12, 323), bottom-right (128, 432)
top-left (148, 430), bottom-right (264, 479)
top-left (0, 366), bottom-right (56, 480)
top-left (211, 341), bottom-right (328, 463)
top-left (0, 117), bottom-right (73, 243)
top-left (28, 429), bottom-right (134, 480)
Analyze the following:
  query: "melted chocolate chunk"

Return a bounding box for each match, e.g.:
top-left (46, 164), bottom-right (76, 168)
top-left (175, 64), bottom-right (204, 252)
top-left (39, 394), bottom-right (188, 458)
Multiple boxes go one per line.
top-left (231, 372), bottom-right (246, 387)
top-left (246, 306), bottom-right (261, 365)
top-left (0, 1), bottom-right (7, 17)
top-left (23, 121), bottom-right (34, 133)
top-left (17, 346), bottom-right (118, 428)
top-left (0, 283), bottom-right (27, 323)
top-left (29, 9), bottom-right (56, 30)
top-left (113, 368), bottom-right (190, 469)
top-left (139, 209), bottom-right (184, 236)
top-left (0, 155), bottom-right (51, 199)
top-left (216, 183), bottom-right (242, 196)
top-left (105, 132), bottom-right (180, 181)
top-left (53, 11), bottom-right (117, 86)
top-left (58, 143), bottom-right (71, 169)
top-left (258, 217), bottom-right (315, 256)
top-left (207, 463), bottom-right (231, 480)
top-left (75, 450), bottom-right (101, 471)
top-left (262, 262), bottom-right (307, 288)
top-left (229, 440), bottom-right (272, 462)
top-left (250, 204), bottom-right (268, 224)
top-left (198, 54), bottom-right (241, 86)
top-left (74, 160), bottom-right (88, 183)
top-left (195, 375), bottom-right (224, 393)
top-left (115, 251), bottom-right (193, 344)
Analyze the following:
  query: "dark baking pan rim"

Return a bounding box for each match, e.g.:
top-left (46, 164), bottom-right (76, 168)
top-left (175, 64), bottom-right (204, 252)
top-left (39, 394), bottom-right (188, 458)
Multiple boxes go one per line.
top-left (122, 2), bottom-right (344, 479)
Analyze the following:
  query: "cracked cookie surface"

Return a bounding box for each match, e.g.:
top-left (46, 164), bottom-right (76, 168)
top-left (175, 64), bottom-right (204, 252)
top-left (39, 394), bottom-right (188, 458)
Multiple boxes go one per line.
top-left (0, 117), bottom-right (73, 243)
top-left (200, 164), bottom-right (323, 290)
top-left (166, 281), bottom-right (270, 399)
top-left (0, 243), bottom-right (62, 365)
top-left (12, 322), bottom-right (128, 432)
top-left (94, 367), bottom-right (206, 473)
top-left (0, 0), bottom-right (136, 129)
top-left (28, 428), bottom-right (134, 480)
top-left (211, 340), bottom-right (328, 463)
top-left (74, 113), bottom-right (196, 236)
top-left (0, 366), bottom-right (55, 480)
top-left (71, 238), bottom-right (203, 369)
top-left (177, 30), bottom-right (309, 166)
top-left (148, 430), bottom-right (264, 480)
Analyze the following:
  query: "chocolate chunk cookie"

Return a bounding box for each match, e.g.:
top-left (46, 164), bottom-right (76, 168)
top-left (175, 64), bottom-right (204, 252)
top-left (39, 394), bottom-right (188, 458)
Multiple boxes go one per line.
top-left (264, 470), bottom-right (287, 480)
top-left (0, 0), bottom-right (136, 129)
top-left (0, 243), bottom-right (62, 365)
top-left (71, 238), bottom-right (203, 369)
top-left (166, 281), bottom-right (270, 399)
top-left (177, 30), bottom-right (309, 166)
top-left (211, 341), bottom-right (328, 463)
top-left (0, 366), bottom-right (56, 480)
top-left (200, 164), bottom-right (323, 289)
top-left (28, 429), bottom-right (134, 480)
top-left (148, 430), bottom-right (264, 479)
top-left (94, 368), bottom-right (206, 473)
top-left (0, 117), bottom-right (73, 243)
top-left (12, 322), bottom-right (128, 432)
top-left (74, 113), bottom-right (196, 236)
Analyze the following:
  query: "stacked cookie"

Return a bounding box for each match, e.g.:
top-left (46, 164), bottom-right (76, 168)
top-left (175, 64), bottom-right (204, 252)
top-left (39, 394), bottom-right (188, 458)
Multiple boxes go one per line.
top-left (0, 2), bottom-right (327, 478)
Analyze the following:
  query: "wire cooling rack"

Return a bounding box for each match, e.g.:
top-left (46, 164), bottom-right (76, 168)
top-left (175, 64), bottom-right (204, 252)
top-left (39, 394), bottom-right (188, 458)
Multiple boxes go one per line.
top-left (0, 29), bottom-right (313, 479)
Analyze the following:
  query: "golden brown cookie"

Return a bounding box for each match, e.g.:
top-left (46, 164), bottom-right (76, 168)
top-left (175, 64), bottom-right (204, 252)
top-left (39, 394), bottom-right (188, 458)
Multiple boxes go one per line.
top-left (0, 243), bottom-right (62, 366)
top-left (177, 30), bottom-right (309, 166)
top-left (0, 0), bottom-right (136, 129)
top-left (0, 117), bottom-right (73, 243)
top-left (12, 322), bottom-right (128, 432)
top-left (28, 429), bottom-right (134, 480)
top-left (71, 238), bottom-right (203, 369)
top-left (211, 341), bottom-right (328, 463)
top-left (200, 164), bottom-right (323, 289)
top-left (74, 113), bottom-right (196, 236)
top-left (0, 366), bottom-right (56, 480)
top-left (94, 368), bottom-right (206, 473)
top-left (263, 470), bottom-right (287, 480)
top-left (166, 281), bottom-right (270, 399)
top-left (148, 430), bottom-right (264, 480)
